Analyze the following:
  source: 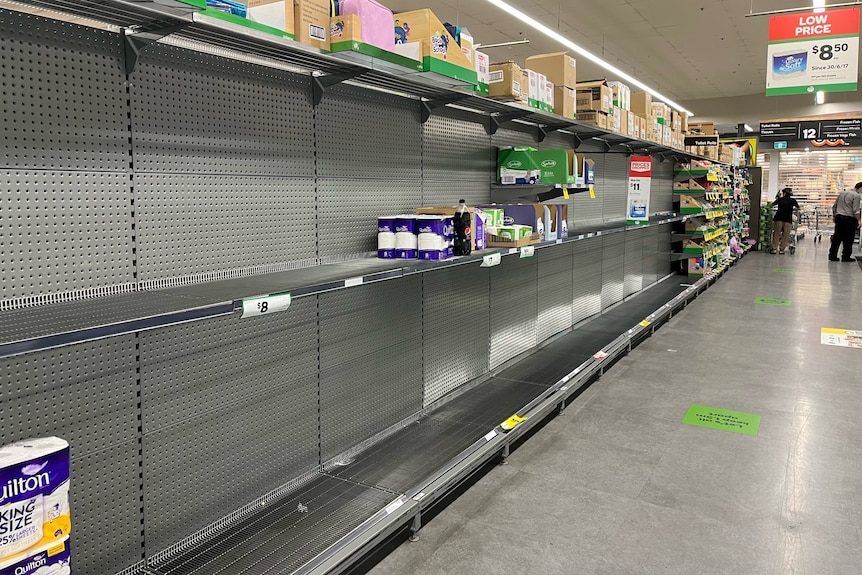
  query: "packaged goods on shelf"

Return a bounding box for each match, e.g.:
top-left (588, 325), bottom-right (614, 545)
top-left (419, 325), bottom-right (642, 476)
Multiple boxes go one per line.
top-left (378, 215), bottom-right (398, 259)
top-left (679, 194), bottom-right (704, 214)
top-left (554, 86), bottom-right (576, 118)
top-left (333, 0), bottom-right (393, 51)
top-left (631, 92), bottom-right (652, 117)
top-left (688, 122), bottom-right (716, 135)
top-left (295, 0), bottom-right (330, 49)
top-left (0, 538), bottom-right (71, 575)
top-left (416, 215), bottom-right (454, 261)
top-left (483, 208), bottom-right (504, 228)
top-left (203, 0), bottom-right (295, 37)
top-left (416, 207), bottom-right (487, 251)
top-left (578, 110), bottom-right (610, 130)
top-left (612, 106), bottom-right (622, 133)
top-left (524, 52), bottom-right (577, 89)
top-left (480, 204), bottom-right (552, 241)
top-left (488, 61), bottom-right (522, 100)
top-left (521, 69), bottom-right (544, 109)
top-left (607, 81), bottom-right (631, 110)
top-left (485, 230), bottom-right (541, 248)
top-left (0, 437), bottom-right (70, 566)
top-left (491, 225), bottom-right (533, 240)
top-left (576, 79), bottom-right (612, 113)
top-left (651, 102), bottom-right (671, 126)
top-left (688, 257), bottom-right (710, 278)
top-left (576, 153), bottom-right (595, 186)
top-left (626, 110), bottom-right (635, 136)
top-left (474, 51), bottom-right (490, 94)
top-left (531, 149), bottom-right (576, 185)
top-left (393, 9), bottom-right (477, 82)
top-left (542, 79), bottom-right (555, 113)
top-left (394, 215), bottom-right (418, 259)
top-left (497, 147), bottom-right (541, 185)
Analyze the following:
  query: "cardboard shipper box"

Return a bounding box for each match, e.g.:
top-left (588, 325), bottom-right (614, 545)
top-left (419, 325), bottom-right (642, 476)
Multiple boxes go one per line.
top-left (202, 0), bottom-right (295, 37)
top-left (631, 92), bottom-right (652, 118)
top-left (295, 0), bottom-right (330, 50)
top-left (488, 61), bottom-right (523, 100)
top-left (554, 86), bottom-right (576, 119)
top-left (393, 9), bottom-right (476, 79)
top-left (525, 52), bottom-right (577, 89)
top-left (576, 80), bottom-right (611, 113)
top-left (578, 110), bottom-right (610, 130)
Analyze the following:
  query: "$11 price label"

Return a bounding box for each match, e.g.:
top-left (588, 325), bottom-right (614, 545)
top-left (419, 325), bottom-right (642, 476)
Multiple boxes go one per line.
top-left (241, 292), bottom-right (292, 318)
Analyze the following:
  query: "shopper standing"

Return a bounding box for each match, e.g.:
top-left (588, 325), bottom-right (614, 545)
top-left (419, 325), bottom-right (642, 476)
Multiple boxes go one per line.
top-left (828, 182), bottom-right (862, 262)
top-left (770, 188), bottom-right (799, 255)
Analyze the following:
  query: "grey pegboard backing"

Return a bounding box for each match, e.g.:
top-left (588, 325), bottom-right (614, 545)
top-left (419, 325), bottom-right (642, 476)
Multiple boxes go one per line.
top-left (422, 115), bottom-right (493, 183)
top-left (656, 223), bottom-right (673, 278)
top-left (601, 233), bottom-right (625, 310)
top-left (537, 243), bottom-right (574, 343)
top-left (489, 256), bottom-right (538, 370)
top-left (0, 337), bottom-right (143, 575)
top-left (537, 131), bottom-right (579, 151)
top-left (651, 158), bottom-right (674, 214)
top-left (491, 126), bottom-right (534, 150)
top-left (422, 266), bottom-right (491, 407)
top-left (624, 229), bottom-right (645, 298)
top-left (570, 154), bottom-right (605, 228)
top-left (422, 180), bottom-right (491, 207)
top-left (1, 170), bottom-right (135, 301)
top-left (130, 44), bottom-right (315, 176)
top-left (135, 174), bottom-right (316, 281)
top-left (317, 178), bottom-right (420, 259)
top-left (602, 154), bottom-right (628, 224)
top-left (139, 298), bottom-right (320, 553)
top-left (317, 84), bottom-right (421, 180)
top-left (319, 278), bottom-right (423, 461)
top-left (572, 237), bottom-right (603, 324)
top-left (0, 9), bottom-right (129, 172)
top-left (641, 226), bottom-right (660, 288)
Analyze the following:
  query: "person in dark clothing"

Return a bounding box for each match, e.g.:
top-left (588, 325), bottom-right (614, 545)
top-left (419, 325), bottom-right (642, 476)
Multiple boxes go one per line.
top-left (828, 182), bottom-right (862, 262)
top-left (771, 188), bottom-right (799, 254)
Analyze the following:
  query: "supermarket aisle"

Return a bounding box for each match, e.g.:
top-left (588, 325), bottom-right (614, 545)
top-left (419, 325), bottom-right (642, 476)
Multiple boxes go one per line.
top-left (369, 240), bottom-right (862, 575)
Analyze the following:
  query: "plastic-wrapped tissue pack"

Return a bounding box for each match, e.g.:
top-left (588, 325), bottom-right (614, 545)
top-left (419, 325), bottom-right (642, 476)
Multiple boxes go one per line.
top-left (0, 539), bottom-right (71, 575)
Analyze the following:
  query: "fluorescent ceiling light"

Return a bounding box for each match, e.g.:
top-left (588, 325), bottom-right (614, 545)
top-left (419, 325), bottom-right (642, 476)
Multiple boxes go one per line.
top-left (744, 124), bottom-right (754, 132)
top-left (815, 90), bottom-right (825, 104)
top-left (483, 0), bottom-right (694, 116)
top-left (813, 0), bottom-right (826, 13)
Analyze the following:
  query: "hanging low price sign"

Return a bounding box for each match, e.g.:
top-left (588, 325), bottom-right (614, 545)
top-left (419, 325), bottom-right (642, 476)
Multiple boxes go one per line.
top-left (626, 156), bottom-right (652, 226)
top-left (766, 7), bottom-right (860, 96)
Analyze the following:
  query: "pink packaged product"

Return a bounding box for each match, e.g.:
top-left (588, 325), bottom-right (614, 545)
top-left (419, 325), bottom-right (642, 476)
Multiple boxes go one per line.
top-left (338, 0), bottom-right (394, 52)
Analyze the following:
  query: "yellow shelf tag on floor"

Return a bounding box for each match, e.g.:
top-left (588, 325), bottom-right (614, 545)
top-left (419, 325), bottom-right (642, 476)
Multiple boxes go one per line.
top-left (500, 414), bottom-right (527, 431)
top-left (589, 184), bottom-right (596, 199)
top-left (562, 187), bottom-right (570, 200)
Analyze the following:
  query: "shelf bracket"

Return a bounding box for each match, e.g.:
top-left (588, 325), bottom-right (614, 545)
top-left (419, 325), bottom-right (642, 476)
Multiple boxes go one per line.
top-left (485, 110), bottom-right (533, 135)
top-left (419, 94), bottom-right (472, 123)
top-left (572, 133), bottom-right (583, 149)
top-left (122, 23), bottom-right (191, 76)
top-left (311, 70), bottom-right (365, 106)
top-left (535, 125), bottom-right (549, 143)
top-left (600, 139), bottom-right (612, 152)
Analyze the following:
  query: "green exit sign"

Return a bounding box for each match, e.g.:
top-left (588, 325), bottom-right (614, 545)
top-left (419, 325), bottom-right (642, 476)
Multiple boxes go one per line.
top-left (774, 141), bottom-right (788, 149)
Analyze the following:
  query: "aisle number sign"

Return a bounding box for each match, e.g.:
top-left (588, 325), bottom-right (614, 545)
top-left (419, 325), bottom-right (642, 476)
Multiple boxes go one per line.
top-left (766, 8), bottom-right (860, 96)
top-left (626, 156), bottom-right (652, 226)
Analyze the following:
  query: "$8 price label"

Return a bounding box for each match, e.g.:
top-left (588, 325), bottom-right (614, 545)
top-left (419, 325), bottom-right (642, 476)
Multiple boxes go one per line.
top-left (812, 42), bottom-right (850, 61)
top-left (241, 292), bottom-right (292, 318)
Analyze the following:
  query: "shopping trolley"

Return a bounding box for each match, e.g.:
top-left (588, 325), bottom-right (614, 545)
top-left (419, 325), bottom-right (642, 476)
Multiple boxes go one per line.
top-left (768, 206), bottom-right (800, 254)
top-left (813, 207), bottom-right (835, 243)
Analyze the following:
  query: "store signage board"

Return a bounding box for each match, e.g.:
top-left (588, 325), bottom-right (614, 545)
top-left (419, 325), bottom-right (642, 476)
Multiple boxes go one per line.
top-left (626, 156), bottom-right (652, 226)
top-left (684, 137), bottom-right (720, 147)
top-left (821, 327), bottom-right (862, 348)
top-left (774, 141), bottom-right (788, 149)
top-left (683, 405), bottom-right (761, 436)
top-left (766, 7), bottom-right (860, 96)
top-left (760, 118), bottom-right (862, 145)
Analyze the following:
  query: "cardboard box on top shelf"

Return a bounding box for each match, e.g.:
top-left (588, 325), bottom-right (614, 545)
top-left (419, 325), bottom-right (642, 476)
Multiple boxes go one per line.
top-left (459, 31), bottom-right (475, 67)
top-left (524, 70), bottom-right (544, 109)
top-left (578, 110), bottom-right (610, 130)
top-left (612, 106), bottom-right (622, 133)
top-left (626, 109), bottom-right (636, 136)
top-left (204, 0), bottom-right (295, 37)
top-left (474, 50), bottom-right (490, 94)
top-left (576, 79), bottom-right (612, 113)
top-left (543, 79), bottom-right (555, 113)
top-left (688, 122), bottom-right (716, 135)
top-left (681, 112), bottom-right (689, 132)
top-left (525, 52), bottom-right (577, 89)
top-left (488, 61), bottom-right (522, 100)
top-left (295, 0), bottom-right (329, 49)
top-left (330, 13), bottom-right (360, 44)
top-left (554, 86), bottom-right (576, 118)
top-left (393, 9), bottom-right (476, 80)
top-left (663, 126), bottom-right (673, 146)
top-left (631, 92), bottom-right (652, 117)
top-left (608, 81), bottom-right (630, 110)
top-left (651, 102), bottom-right (670, 126)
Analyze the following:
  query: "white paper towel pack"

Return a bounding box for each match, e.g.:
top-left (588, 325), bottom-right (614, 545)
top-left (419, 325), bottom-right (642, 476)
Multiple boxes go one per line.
top-left (0, 437), bottom-right (71, 567)
top-left (377, 216), bottom-right (398, 259)
top-left (0, 537), bottom-right (70, 575)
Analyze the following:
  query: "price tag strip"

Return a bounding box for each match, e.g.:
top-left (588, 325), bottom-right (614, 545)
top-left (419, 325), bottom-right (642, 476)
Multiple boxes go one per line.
top-left (520, 245), bottom-right (535, 258)
top-left (481, 253), bottom-right (502, 267)
top-left (241, 292), bottom-right (292, 318)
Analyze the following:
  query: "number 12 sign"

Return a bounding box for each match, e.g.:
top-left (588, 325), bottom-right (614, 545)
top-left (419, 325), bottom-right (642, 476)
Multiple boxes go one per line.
top-left (627, 156), bottom-right (652, 226)
top-left (766, 7), bottom-right (860, 96)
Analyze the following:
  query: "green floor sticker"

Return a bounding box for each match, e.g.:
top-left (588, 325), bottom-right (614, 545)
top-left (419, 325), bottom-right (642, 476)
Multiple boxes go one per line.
top-left (772, 268), bottom-right (798, 273)
top-left (683, 405), bottom-right (761, 436)
top-left (754, 298), bottom-right (792, 306)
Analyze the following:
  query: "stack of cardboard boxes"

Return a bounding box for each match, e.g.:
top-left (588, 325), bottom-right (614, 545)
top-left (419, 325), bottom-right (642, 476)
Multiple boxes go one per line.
top-left (488, 52), bottom-right (576, 116)
top-left (685, 122), bottom-right (721, 159)
top-left (575, 79), bottom-right (612, 129)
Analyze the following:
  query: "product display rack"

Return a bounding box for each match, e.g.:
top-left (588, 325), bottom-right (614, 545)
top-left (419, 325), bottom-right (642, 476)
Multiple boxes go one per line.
top-left (0, 3), bottom-right (745, 575)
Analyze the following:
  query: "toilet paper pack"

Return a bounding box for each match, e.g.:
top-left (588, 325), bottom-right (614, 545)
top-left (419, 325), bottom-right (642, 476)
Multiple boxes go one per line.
top-left (0, 438), bottom-right (70, 566)
top-left (0, 538), bottom-right (70, 575)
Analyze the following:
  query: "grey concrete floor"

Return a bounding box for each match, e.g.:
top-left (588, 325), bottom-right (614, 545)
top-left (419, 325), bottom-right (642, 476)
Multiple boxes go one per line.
top-left (369, 239), bottom-right (862, 575)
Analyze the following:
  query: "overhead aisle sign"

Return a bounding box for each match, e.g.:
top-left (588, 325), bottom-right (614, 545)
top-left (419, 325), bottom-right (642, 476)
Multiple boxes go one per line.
top-left (766, 7), bottom-right (860, 96)
top-left (626, 156), bottom-right (652, 226)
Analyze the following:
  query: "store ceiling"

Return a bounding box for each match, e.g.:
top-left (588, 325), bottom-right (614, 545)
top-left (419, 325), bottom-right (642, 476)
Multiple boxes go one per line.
top-left (387, 0), bottom-right (862, 102)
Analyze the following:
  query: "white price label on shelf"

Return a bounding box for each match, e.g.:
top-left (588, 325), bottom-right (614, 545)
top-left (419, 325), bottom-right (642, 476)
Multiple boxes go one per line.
top-left (385, 497), bottom-right (406, 515)
top-left (556, 239), bottom-right (563, 245)
top-left (520, 245), bottom-right (535, 258)
top-left (484, 430), bottom-right (498, 442)
top-left (344, 276), bottom-right (364, 288)
top-left (481, 253), bottom-right (502, 267)
top-left (508, 248), bottom-right (519, 255)
top-left (241, 292), bottom-right (292, 318)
